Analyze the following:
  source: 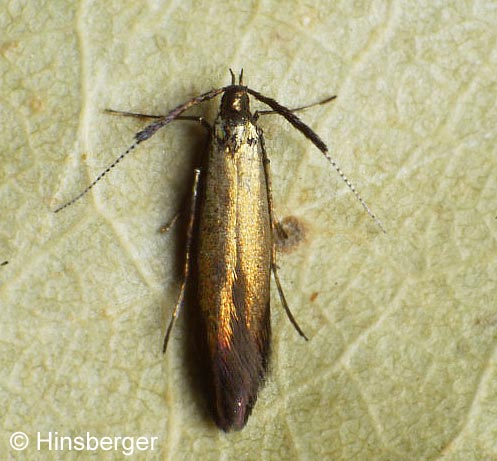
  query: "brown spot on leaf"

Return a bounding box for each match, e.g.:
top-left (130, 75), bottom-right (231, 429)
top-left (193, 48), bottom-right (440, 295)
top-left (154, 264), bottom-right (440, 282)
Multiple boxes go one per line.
top-left (275, 216), bottom-right (307, 253)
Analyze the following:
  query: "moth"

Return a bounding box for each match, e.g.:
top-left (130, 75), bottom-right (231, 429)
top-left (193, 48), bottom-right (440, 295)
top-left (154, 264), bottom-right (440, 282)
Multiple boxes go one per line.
top-left (55, 70), bottom-right (384, 431)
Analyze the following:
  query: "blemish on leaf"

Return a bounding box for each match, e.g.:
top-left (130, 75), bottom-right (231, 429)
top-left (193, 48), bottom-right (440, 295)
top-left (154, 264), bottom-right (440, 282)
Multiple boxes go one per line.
top-left (275, 215), bottom-right (307, 253)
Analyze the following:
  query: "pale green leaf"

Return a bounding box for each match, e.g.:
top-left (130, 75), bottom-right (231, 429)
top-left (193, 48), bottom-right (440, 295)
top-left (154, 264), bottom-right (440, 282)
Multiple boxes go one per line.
top-left (1, 1), bottom-right (496, 460)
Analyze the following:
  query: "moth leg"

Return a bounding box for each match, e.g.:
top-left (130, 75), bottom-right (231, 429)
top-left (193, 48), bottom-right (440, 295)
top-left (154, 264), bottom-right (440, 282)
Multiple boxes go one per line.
top-left (259, 130), bottom-right (308, 341)
top-left (155, 118), bottom-right (211, 235)
top-left (105, 109), bottom-right (211, 132)
top-left (105, 110), bottom-right (211, 235)
top-left (162, 168), bottom-right (202, 353)
top-left (159, 213), bottom-right (180, 234)
top-left (253, 95), bottom-right (337, 120)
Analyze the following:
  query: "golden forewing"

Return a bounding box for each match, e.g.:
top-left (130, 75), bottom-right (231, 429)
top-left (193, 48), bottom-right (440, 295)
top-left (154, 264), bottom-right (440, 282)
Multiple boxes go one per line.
top-left (197, 119), bottom-right (271, 353)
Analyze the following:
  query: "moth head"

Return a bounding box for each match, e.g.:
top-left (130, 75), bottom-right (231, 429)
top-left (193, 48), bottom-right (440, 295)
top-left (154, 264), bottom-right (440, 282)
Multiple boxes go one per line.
top-left (220, 86), bottom-right (251, 119)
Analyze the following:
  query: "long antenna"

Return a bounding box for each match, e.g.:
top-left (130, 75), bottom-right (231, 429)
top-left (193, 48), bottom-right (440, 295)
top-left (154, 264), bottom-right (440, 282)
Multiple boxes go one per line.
top-left (54, 141), bottom-right (140, 213)
top-left (247, 88), bottom-right (386, 233)
top-left (54, 86), bottom-right (226, 213)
